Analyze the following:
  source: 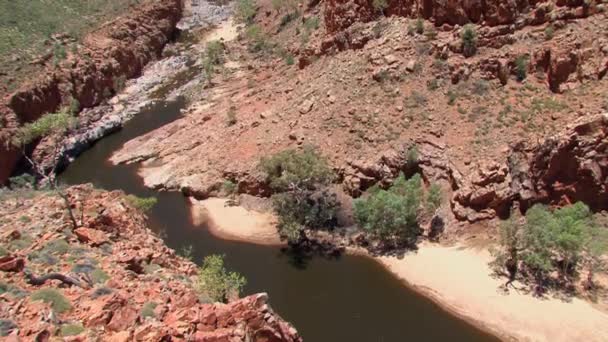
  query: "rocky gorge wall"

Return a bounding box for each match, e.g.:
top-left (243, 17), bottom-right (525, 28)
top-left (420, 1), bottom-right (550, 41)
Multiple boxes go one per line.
top-left (0, 185), bottom-right (302, 341)
top-left (0, 0), bottom-right (183, 184)
top-left (324, 0), bottom-right (597, 33)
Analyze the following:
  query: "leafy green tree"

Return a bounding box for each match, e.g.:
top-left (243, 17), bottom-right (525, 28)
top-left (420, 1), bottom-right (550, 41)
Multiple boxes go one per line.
top-left (197, 255), bottom-right (246, 303)
top-left (260, 146), bottom-right (333, 192)
top-left (493, 202), bottom-right (600, 291)
top-left (354, 173), bottom-right (422, 245)
top-left (260, 147), bottom-right (337, 243)
top-left (12, 109), bottom-right (78, 228)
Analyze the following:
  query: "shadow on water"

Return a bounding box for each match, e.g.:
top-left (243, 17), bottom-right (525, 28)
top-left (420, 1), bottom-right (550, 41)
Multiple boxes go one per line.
top-left (60, 97), bottom-right (500, 342)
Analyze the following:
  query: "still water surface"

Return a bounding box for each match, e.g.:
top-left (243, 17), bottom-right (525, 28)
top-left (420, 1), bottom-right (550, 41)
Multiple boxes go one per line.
top-left (60, 98), bottom-right (499, 342)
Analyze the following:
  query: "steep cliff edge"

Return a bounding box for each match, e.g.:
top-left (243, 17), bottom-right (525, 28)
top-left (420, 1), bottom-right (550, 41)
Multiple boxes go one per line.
top-left (0, 0), bottom-right (183, 184)
top-left (0, 185), bottom-right (302, 341)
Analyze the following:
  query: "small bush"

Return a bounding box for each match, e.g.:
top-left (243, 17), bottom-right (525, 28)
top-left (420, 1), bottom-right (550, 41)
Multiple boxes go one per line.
top-left (354, 173), bottom-right (422, 244)
top-left (197, 255), bottom-right (246, 302)
top-left (31, 288), bottom-right (71, 313)
top-left (372, 0), bottom-right (388, 13)
top-left (461, 24), bottom-right (477, 57)
top-left (245, 25), bottom-right (273, 54)
top-left (544, 25), bottom-right (554, 40)
top-left (43, 239), bottom-right (70, 255)
top-left (515, 55), bottom-right (528, 81)
top-left (179, 245), bottom-right (194, 261)
top-left (0, 320), bottom-right (17, 337)
top-left (303, 16), bottom-right (320, 31)
top-left (447, 90), bottom-right (457, 105)
top-left (424, 25), bottom-right (437, 40)
top-left (140, 302), bottom-right (158, 319)
top-left (415, 18), bottom-right (425, 34)
top-left (471, 79), bottom-right (490, 96)
top-left (125, 195), bottom-right (157, 212)
top-left (226, 107), bottom-right (237, 126)
top-left (91, 268), bottom-right (110, 284)
top-left (202, 40), bottom-right (225, 76)
top-left (425, 183), bottom-right (442, 214)
top-left (235, 0), bottom-right (257, 24)
top-left (285, 53), bottom-right (295, 65)
top-left (60, 323), bottom-right (84, 336)
top-left (91, 286), bottom-right (113, 299)
top-left (222, 180), bottom-right (237, 194)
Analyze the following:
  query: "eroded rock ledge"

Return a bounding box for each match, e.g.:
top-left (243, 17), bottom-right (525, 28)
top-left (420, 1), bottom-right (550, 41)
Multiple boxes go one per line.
top-left (0, 185), bottom-right (302, 341)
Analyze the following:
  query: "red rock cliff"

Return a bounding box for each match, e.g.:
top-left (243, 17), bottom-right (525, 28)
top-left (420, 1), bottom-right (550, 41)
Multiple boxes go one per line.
top-left (324, 0), bottom-right (595, 33)
top-left (0, 0), bottom-right (183, 184)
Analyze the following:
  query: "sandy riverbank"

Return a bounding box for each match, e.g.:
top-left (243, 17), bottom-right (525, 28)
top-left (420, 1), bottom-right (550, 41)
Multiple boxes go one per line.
top-left (375, 244), bottom-right (608, 342)
top-left (190, 197), bottom-right (284, 246)
top-left (194, 199), bottom-right (608, 341)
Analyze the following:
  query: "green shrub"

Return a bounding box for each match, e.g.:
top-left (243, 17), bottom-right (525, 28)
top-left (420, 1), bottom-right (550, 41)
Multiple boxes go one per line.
top-left (354, 173), bottom-right (422, 244)
top-left (544, 25), bottom-right (554, 40)
top-left (43, 239), bottom-right (70, 255)
top-left (245, 25), bottom-right (273, 54)
top-left (125, 195), bottom-right (157, 212)
top-left (222, 180), bottom-right (237, 194)
top-left (31, 288), bottom-right (71, 313)
top-left (425, 183), bottom-right (442, 214)
top-left (406, 145), bottom-right (418, 166)
top-left (235, 0), bottom-right (257, 24)
top-left (515, 55), bottom-right (528, 82)
top-left (425, 24), bottom-right (437, 40)
top-left (372, 0), bottom-right (388, 13)
top-left (303, 16), bottom-right (320, 31)
top-left (260, 146), bottom-right (333, 192)
top-left (197, 255), bottom-right (246, 302)
top-left (226, 107), bottom-right (237, 126)
top-left (60, 323), bottom-right (84, 336)
top-left (0, 320), bottom-right (17, 337)
top-left (285, 53), bottom-right (295, 65)
top-left (461, 24), bottom-right (477, 57)
top-left (415, 18), bottom-right (425, 34)
top-left (91, 268), bottom-right (110, 284)
top-left (447, 90), bottom-right (457, 105)
top-left (140, 302), bottom-right (158, 319)
top-left (13, 109), bottom-right (75, 146)
top-left (91, 286), bottom-right (113, 299)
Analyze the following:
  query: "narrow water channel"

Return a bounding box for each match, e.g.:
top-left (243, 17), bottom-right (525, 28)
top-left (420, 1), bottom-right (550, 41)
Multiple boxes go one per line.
top-left (60, 98), bottom-right (499, 342)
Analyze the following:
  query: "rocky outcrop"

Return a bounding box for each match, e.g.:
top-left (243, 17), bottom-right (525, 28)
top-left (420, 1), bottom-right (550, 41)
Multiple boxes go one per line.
top-left (324, 0), bottom-right (598, 34)
top-left (0, 0), bottom-right (183, 184)
top-left (0, 185), bottom-right (302, 341)
top-left (453, 113), bottom-right (608, 221)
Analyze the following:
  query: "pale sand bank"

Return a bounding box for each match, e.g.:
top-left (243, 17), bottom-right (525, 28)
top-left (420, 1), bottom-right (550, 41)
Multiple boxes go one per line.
top-left (377, 244), bottom-right (608, 342)
top-left (193, 199), bottom-right (608, 341)
top-left (190, 198), bottom-right (283, 246)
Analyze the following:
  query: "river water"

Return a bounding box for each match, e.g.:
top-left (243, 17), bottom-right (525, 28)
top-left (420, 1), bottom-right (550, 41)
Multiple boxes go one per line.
top-left (60, 98), bottom-right (499, 341)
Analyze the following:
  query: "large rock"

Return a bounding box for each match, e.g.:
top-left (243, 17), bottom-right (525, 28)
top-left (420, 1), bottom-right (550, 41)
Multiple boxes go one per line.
top-left (453, 113), bottom-right (608, 221)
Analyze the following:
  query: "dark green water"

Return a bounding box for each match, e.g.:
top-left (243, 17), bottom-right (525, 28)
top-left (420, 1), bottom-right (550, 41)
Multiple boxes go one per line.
top-left (60, 98), bottom-right (499, 342)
